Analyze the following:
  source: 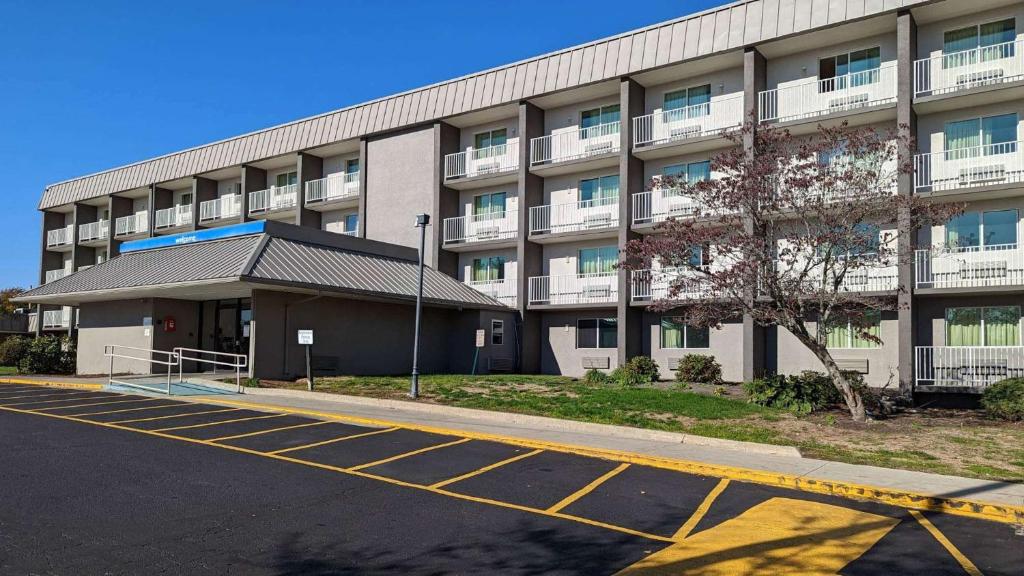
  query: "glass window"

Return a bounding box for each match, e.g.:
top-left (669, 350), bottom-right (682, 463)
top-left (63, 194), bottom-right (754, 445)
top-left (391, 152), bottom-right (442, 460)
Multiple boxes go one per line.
top-left (984, 210), bottom-right (1018, 248)
top-left (578, 246), bottom-right (618, 275)
top-left (945, 114), bottom-right (1018, 157)
top-left (343, 214), bottom-right (359, 233)
top-left (473, 192), bottom-right (507, 217)
top-left (179, 192), bottom-right (193, 206)
top-left (946, 210), bottom-right (1017, 250)
top-left (577, 318), bottom-right (617, 349)
top-left (826, 312), bottom-right (881, 349)
top-left (581, 105), bottom-right (620, 129)
top-left (491, 320), bottom-right (504, 346)
top-left (579, 175), bottom-right (619, 205)
top-left (664, 84), bottom-right (711, 117)
top-left (664, 161), bottom-right (711, 185)
top-left (472, 256), bottom-right (505, 282)
top-left (345, 159), bottom-right (360, 174)
top-left (275, 171), bottom-right (297, 187)
top-left (820, 47), bottom-right (881, 91)
top-left (946, 306), bottom-right (1020, 346)
top-left (944, 19), bottom-right (1015, 65)
top-left (474, 129), bottom-right (507, 150)
top-left (661, 317), bottom-right (710, 349)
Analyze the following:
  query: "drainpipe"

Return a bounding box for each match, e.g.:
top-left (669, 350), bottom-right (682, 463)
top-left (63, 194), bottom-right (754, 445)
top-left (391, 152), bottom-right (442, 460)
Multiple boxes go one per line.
top-left (283, 293), bottom-right (323, 377)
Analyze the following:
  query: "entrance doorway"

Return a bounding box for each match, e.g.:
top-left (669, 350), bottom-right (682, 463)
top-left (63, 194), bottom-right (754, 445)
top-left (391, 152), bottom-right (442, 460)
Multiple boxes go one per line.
top-left (205, 298), bottom-right (252, 357)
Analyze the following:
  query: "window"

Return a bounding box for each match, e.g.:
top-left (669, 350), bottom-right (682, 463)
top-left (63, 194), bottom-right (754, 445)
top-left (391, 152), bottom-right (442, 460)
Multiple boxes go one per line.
top-left (343, 214), bottom-right (359, 234)
top-left (946, 306), bottom-right (1020, 346)
top-left (663, 161), bottom-right (711, 185)
top-left (944, 18), bottom-right (1016, 65)
top-left (817, 223), bottom-right (881, 259)
top-left (474, 128), bottom-right (507, 150)
top-left (473, 192), bottom-right (507, 218)
top-left (345, 159), bottom-right (360, 174)
top-left (819, 47), bottom-right (881, 91)
top-left (660, 318), bottom-right (710, 349)
top-left (944, 114), bottom-right (1018, 158)
top-left (577, 318), bottom-right (618, 349)
top-left (578, 246), bottom-right (618, 275)
top-left (179, 192), bottom-right (193, 206)
top-left (945, 210), bottom-right (1018, 251)
top-left (579, 175), bottom-right (619, 205)
top-left (472, 256), bottom-right (505, 282)
top-left (826, 312), bottom-right (881, 349)
top-left (491, 320), bottom-right (504, 346)
top-left (581, 104), bottom-right (620, 131)
top-left (664, 84), bottom-right (711, 118)
top-left (275, 171), bottom-right (298, 187)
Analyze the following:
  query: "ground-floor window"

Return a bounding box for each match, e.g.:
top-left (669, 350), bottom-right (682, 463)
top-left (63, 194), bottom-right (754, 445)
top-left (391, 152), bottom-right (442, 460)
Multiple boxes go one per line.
top-left (491, 320), bottom-right (504, 346)
top-left (946, 306), bottom-right (1020, 346)
top-left (825, 311), bottom-right (881, 349)
top-left (660, 317), bottom-right (710, 349)
top-left (577, 318), bottom-right (617, 349)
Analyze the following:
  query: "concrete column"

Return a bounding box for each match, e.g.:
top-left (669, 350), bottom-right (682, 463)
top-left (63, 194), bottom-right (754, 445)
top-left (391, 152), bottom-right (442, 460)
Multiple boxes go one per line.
top-left (432, 122), bottom-right (460, 276)
top-left (618, 78), bottom-right (645, 366)
top-left (150, 186), bottom-right (173, 232)
top-left (742, 47), bottom-right (768, 382)
top-left (358, 138), bottom-right (368, 238)
top-left (71, 203), bottom-right (97, 271)
top-left (296, 152), bottom-right (323, 229)
top-left (107, 196), bottom-right (132, 258)
top-left (897, 10), bottom-right (919, 397)
top-left (517, 102), bottom-right (545, 373)
top-left (39, 211), bottom-right (64, 285)
top-left (241, 165), bottom-right (267, 225)
top-left (193, 177), bottom-right (218, 228)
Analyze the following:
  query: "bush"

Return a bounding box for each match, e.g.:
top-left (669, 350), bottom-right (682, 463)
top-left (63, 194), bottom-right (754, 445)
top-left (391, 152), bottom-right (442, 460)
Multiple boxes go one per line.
top-left (615, 356), bottom-right (660, 387)
top-left (675, 354), bottom-right (723, 385)
top-left (743, 370), bottom-right (844, 414)
top-left (0, 335), bottom-right (30, 368)
top-left (582, 368), bottom-right (610, 385)
top-left (981, 378), bottom-right (1024, 421)
top-left (18, 336), bottom-right (75, 375)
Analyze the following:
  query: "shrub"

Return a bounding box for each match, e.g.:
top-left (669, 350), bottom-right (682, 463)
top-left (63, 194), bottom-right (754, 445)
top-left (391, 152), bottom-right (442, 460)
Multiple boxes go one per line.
top-left (0, 335), bottom-right (30, 368)
top-left (981, 378), bottom-right (1024, 421)
top-left (675, 354), bottom-right (723, 385)
top-left (743, 371), bottom-right (843, 414)
top-left (583, 368), bottom-right (610, 385)
top-left (618, 356), bottom-right (660, 386)
top-left (18, 336), bottom-right (75, 375)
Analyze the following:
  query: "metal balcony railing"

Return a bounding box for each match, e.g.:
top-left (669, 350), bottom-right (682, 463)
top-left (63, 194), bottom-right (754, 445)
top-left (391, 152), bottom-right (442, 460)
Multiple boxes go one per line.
top-left (42, 308), bottom-right (71, 329)
top-left (915, 244), bottom-right (1024, 289)
top-left (633, 94), bottom-right (743, 148)
top-left (443, 210), bottom-right (518, 245)
top-left (467, 279), bottom-right (517, 308)
top-left (78, 219), bottom-right (109, 243)
top-left (46, 225), bottom-right (74, 248)
top-left (530, 121), bottom-right (620, 165)
top-left (631, 268), bottom-right (711, 301)
top-left (759, 63), bottom-right (897, 123)
top-left (916, 346), bottom-right (1024, 389)
top-left (529, 197), bottom-right (618, 236)
top-left (249, 184), bottom-right (298, 214)
top-left (913, 141), bottom-right (1024, 194)
top-left (445, 139), bottom-right (519, 180)
top-left (528, 272), bottom-right (618, 306)
top-left (914, 40), bottom-right (1024, 98)
top-left (632, 189), bottom-right (700, 225)
top-left (114, 212), bottom-right (148, 237)
top-left (199, 194), bottom-right (242, 222)
top-left (45, 269), bottom-right (68, 284)
top-left (305, 172), bottom-right (360, 204)
top-left (155, 205), bottom-right (193, 229)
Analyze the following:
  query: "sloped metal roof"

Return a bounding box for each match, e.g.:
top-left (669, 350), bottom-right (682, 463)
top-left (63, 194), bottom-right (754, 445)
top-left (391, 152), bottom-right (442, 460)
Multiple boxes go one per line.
top-left (39, 0), bottom-right (931, 209)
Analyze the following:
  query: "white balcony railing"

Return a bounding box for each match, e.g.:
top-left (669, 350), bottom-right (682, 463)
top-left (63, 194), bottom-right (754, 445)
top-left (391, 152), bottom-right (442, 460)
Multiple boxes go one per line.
top-left (445, 139), bottom-right (519, 180)
top-left (913, 141), bottom-right (1024, 194)
top-left (914, 40), bottom-right (1024, 98)
top-left (467, 279), bottom-right (518, 308)
top-left (199, 194), bottom-right (242, 223)
top-left (114, 212), bottom-right (148, 237)
top-left (633, 94), bottom-right (743, 148)
top-left (305, 172), bottom-right (360, 204)
top-left (916, 346), bottom-right (1024, 389)
top-left (631, 268), bottom-right (711, 301)
top-left (632, 189), bottom-right (700, 225)
top-left (443, 211), bottom-right (518, 245)
top-left (795, 261), bottom-right (900, 293)
top-left (529, 197), bottom-right (619, 236)
top-left (155, 205), bottom-right (193, 229)
top-left (45, 269), bottom-right (68, 284)
top-left (759, 63), bottom-right (897, 123)
top-left (42, 308), bottom-right (71, 329)
top-left (249, 184), bottom-right (298, 215)
top-left (46, 225), bottom-right (74, 248)
top-left (531, 122), bottom-right (620, 166)
top-left (915, 245), bottom-right (1024, 289)
top-left (528, 272), bottom-right (618, 306)
top-left (77, 219), bottom-right (109, 243)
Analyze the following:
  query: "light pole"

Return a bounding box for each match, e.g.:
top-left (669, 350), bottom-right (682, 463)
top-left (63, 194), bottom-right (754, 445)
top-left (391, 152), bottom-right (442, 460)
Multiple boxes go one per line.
top-left (410, 213), bottom-right (429, 398)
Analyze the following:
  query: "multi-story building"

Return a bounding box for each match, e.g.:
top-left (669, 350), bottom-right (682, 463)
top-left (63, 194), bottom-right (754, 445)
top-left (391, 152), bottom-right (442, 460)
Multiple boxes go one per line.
top-left (19, 0), bottom-right (1024, 392)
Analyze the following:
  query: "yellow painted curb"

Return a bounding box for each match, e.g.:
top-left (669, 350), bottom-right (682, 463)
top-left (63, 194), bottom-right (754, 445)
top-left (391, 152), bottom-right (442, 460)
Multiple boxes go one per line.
top-left (0, 377), bottom-right (104, 392)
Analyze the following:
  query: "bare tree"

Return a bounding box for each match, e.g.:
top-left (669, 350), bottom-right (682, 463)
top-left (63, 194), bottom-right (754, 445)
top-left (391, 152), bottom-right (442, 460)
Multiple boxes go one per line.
top-left (623, 121), bottom-right (959, 422)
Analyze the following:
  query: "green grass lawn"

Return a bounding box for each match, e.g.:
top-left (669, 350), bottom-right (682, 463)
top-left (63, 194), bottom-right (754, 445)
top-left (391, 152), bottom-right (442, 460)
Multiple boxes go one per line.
top-left (0, 366), bottom-right (17, 376)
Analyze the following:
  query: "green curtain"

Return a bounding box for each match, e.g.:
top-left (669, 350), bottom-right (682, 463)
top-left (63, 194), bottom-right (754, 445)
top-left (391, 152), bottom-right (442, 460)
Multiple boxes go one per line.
top-left (944, 25), bottom-right (979, 54)
top-left (826, 320), bottom-right (851, 348)
top-left (945, 119), bottom-right (980, 159)
top-left (947, 308), bottom-right (983, 346)
top-left (599, 175), bottom-right (619, 204)
top-left (851, 312), bottom-right (881, 349)
top-left (661, 318), bottom-right (684, 349)
top-left (985, 307), bottom-right (1020, 346)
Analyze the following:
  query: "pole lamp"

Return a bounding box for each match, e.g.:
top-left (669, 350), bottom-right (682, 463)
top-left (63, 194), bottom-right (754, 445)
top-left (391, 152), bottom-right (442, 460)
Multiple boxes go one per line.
top-left (410, 213), bottom-right (430, 398)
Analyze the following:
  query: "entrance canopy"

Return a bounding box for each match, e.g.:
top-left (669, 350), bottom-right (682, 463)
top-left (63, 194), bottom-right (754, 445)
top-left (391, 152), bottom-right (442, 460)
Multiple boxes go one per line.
top-left (17, 221), bottom-right (505, 310)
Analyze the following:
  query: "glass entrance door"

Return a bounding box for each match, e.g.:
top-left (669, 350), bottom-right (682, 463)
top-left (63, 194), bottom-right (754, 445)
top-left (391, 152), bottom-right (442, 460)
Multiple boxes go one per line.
top-left (212, 298), bottom-right (252, 356)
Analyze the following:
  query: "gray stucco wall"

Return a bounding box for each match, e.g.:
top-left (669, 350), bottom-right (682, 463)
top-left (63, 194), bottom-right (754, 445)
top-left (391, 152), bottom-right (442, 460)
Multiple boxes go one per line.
top-left (151, 299), bottom-right (203, 373)
top-left (641, 312), bottom-right (745, 383)
top-left (541, 309), bottom-right (620, 377)
top-left (76, 299), bottom-right (155, 375)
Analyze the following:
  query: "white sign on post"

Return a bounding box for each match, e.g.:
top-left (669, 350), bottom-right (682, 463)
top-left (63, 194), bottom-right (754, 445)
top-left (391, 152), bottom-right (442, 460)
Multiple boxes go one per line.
top-left (475, 329), bottom-right (486, 348)
top-left (298, 330), bottom-right (314, 345)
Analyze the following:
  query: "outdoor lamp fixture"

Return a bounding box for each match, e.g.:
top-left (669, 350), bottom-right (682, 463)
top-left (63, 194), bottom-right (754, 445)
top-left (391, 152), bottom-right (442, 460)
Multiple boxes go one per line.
top-left (410, 213), bottom-right (430, 399)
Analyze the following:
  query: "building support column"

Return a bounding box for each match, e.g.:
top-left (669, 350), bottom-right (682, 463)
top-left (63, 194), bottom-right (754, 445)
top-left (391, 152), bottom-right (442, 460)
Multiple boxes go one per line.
top-left (296, 153), bottom-right (323, 229)
top-left (358, 138), bottom-right (369, 238)
top-left (742, 47), bottom-right (767, 382)
top-left (517, 102), bottom-right (544, 373)
top-left (431, 122), bottom-right (459, 277)
top-left (241, 165), bottom-right (266, 225)
top-left (897, 10), bottom-right (918, 398)
top-left (107, 196), bottom-right (132, 258)
top-left (618, 78), bottom-right (644, 366)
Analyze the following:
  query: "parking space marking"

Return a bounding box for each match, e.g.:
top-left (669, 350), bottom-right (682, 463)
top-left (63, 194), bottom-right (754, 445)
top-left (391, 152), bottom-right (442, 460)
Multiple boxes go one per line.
top-left (1, 394), bottom-right (115, 407)
top-left (548, 463), bottom-right (631, 514)
top-left (910, 510), bottom-right (984, 576)
top-left (0, 392), bottom-right (109, 405)
top-left (269, 426), bottom-right (400, 455)
top-left (673, 478), bottom-right (730, 541)
top-left (430, 448), bottom-right (544, 489)
top-left (33, 397), bottom-right (159, 412)
top-left (110, 408), bottom-right (241, 424)
top-left (207, 420), bottom-right (330, 442)
top-left (67, 402), bottom-right (186, 417)
top-left (0, 390), bottom-right (86, 399)
top-left (152, 413), bottom-right (286, 433)
top-left (348, 437), bottom-right (472, 471)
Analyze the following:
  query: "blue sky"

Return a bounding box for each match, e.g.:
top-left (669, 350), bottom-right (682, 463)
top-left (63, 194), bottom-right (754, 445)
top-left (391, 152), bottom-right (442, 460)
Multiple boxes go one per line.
top-left (0, 0), bottom-right (722, 288)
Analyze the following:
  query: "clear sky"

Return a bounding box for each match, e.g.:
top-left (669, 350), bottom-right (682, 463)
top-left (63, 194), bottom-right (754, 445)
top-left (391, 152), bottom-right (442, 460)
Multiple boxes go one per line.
top-left (0, 0), bottom-right (723, 288)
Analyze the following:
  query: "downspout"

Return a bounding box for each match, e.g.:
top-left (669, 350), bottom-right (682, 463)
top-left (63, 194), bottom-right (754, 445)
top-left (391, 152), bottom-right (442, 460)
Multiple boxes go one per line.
top-left (283, 293), bottom-right (323, 377)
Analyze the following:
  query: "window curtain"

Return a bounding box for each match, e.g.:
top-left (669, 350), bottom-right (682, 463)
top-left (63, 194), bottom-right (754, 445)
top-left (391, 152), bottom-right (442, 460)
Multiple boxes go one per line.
top-left (344, 214), bottom-right (358, 233)
top-left (661, 318), bottom-right (684, 349)
top-left (985, 307), bottom-right (1020, 346)
top-left (826, 320), bottom-right (851, 348)
top-left (851, 312), bottom-right (881, 349)
top-left (687, 161), bottom-right (711, 183)
top-left (980, 19), bottom-right (1016, 63)
top-left (598, 175), bottom-right (619, 204)
top-left (579, 248), bottom-right (617, 275)
top-left (946, 308), bottom-right (982, 346)
top-left (945, 119), bottom-right (981, 158)
top-left (982, 114), bottom-right (1017, 153)
top-left (944, 26), bottom-right (979, 54)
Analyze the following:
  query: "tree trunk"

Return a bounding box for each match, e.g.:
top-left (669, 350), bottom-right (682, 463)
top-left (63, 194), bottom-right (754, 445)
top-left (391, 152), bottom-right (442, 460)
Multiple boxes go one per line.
top-left (791, 330), bottom-right (868, 422)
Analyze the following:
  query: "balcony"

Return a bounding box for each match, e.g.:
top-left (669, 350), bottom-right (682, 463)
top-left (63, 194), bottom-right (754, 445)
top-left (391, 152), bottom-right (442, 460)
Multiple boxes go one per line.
top-left (632, 94), bottom-right (743, 158)
top-left (632, 189), bottom-right (700, 229)
top-left (631, 268), bottom-right (710, 302)
top-left (45, 269), bottom-right (68, 284)
top-left (442, 211), bottom-right (518, 250)
top-left (530, 122), bottom-right (620, 175)
top-left (529, 198), bottom-right (619, 242)
top-left (916, 346), bottom-right (1024, 390)
top-left (42, 308), bottom-right (71, 330)
top-left (305, 173), bottom-right (360, 209)
top-left (46, 225), bottom-right (74, 250)
top-left (915, 245), bottom-right (1024, 290)
top-left (914, 40), bottom-right (1024, 108)
top-left (759, 63), bottom-right (897, 127)
top-left (913, 142), bottom-right (1024, 195)
top-left (155, 205), bottom-right (193, 230)
top-left (466, 279), bottom-right (518, 308)
top-left (199, 194), bottom-right (242, 224)
top-left (78, 219), bottom-right (109, 245)
top-left (528, 272), bottom-right (618, 306)
top-left (249, 184), bottom-right (298, 217)
top-left (444, 140), bottom-right (519, 189)
top-left (114, 212), bottom-right (148, 238)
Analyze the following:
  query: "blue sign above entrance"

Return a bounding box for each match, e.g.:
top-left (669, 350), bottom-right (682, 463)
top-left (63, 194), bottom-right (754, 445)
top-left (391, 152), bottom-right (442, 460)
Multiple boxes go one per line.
top-left (119, 221), bottom-right (266, 253)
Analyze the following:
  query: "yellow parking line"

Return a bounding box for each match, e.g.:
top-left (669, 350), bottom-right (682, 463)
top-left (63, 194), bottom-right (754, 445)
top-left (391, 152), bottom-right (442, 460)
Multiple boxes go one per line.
top-left (152, 413), bottom-right (285, 433)
top-left (33, 397), bottom-right (161, 412)
top-left (269, 427), bottom-right (400, 455)
top-left (547, 463), bottom-right (630, 514)
top-left (208, 420), bottom-right (331, 442)
top-left (1, 394), bottom-right (114, 407)
top-left (0, 391), bottom-right (105, 403)
top-left (111, 408), bottom-right (241, 424)
top-left (430, 449), bottom-right (544, 489)
top-left (348, 438), bottom-right (472, 471)
top-left (910, 510), bottom-right (984, 576)
top-left (673, 478), bottom-right (730, 541)
top-left (69, 403), bottom-right (186, 417)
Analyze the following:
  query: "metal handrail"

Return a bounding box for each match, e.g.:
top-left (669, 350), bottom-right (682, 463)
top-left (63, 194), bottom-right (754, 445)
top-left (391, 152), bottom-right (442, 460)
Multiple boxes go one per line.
top-left (173, 347), bottom-right (248, 393)
top-left (104, 345), bottom-right (180, 395)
